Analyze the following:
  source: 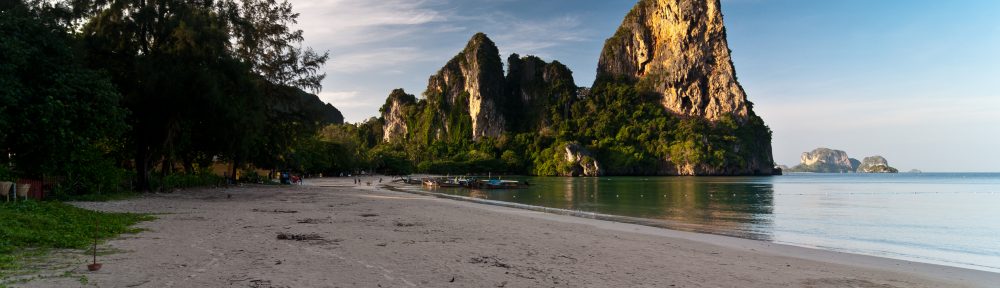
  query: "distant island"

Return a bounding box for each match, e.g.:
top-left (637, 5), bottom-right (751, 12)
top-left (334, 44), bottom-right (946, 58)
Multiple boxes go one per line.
top-left (786, 148), bottom-right (898, 173)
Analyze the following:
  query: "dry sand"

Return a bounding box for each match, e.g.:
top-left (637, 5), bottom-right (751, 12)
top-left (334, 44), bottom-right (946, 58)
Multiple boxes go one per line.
top-left (16, 177), bottom-right (1000, 287)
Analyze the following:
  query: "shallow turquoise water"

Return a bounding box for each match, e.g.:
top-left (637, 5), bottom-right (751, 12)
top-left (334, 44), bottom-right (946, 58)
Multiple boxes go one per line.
top-left (401, 173), bottom-right (1000, 273)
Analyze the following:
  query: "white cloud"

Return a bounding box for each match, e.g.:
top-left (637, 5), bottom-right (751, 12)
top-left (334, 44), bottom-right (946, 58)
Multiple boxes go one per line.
top-left (294, 0), bottom-right (448, 28)
top-left (293, 0), bottom-right (452, 49)
top-left (317, 90), bottom-right (363, 107)
top-left (328, 47), bottom-right (431, 73)
top-left (289, 0), bottom-right (600, 122)
top-left (485, 13), bottom-right (590, 58)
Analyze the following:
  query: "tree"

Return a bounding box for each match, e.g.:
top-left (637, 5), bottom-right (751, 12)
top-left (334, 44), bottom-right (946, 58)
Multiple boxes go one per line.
top-left (221, 0), bottom-right (328, 92)
top-left (0, 1), bottom-right (127, 192)
top-left (81, 0), bottom-right (269, 189)
top-left (219, 0), bottom-right (333, 178)
top-left (75, 0), bottom-right (336, 189)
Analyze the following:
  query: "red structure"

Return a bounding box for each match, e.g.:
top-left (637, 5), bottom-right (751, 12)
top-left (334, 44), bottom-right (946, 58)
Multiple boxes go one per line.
top-left (16, 179), bottom-right (45, 200)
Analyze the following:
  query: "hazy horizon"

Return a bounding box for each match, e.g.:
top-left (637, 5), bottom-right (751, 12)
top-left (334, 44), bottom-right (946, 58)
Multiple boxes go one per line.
top-left (291, 0), bottom-right (1000, 172)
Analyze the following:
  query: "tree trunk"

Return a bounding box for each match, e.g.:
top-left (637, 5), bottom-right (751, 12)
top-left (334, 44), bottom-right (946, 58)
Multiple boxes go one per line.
top-left (134, 143), bottom-right (150, 192)
top-left (230, 155), bottom-right (240, 184)
top-left (182, 157), bottom-right (194, 174)
top-left (160, 158), bottom-right (171, 176)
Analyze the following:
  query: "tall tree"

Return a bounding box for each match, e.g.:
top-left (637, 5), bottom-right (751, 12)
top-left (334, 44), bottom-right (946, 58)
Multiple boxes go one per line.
top-left (0, 0), bottom-right (127, 192)
top-left (218, 0), bottom-right (333, 176)
top-left (82, 0), bottom-right (267, 190)
top-left (220, 0), bottom-right (328, 92)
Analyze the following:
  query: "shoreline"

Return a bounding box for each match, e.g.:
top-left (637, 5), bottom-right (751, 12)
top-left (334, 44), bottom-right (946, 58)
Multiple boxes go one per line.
top-left (382, 181), bottom-right (1000, 275)
top-left (378, 182), bottom-right (999, 286)
top-left (17, 177), bottom-right (999, 287)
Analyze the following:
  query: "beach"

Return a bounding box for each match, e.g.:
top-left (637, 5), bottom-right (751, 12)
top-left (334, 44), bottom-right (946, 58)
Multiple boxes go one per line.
top-left (20, 177), bottom-right (999, 287)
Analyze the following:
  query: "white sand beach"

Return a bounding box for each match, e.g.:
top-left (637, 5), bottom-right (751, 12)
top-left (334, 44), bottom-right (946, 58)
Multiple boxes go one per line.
top-left (18, 177), bottom-right (999, 287)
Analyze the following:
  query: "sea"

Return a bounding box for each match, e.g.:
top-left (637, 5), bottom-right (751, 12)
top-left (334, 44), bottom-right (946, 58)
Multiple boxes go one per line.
top-left (398, 173), bottom-right (1000, 273)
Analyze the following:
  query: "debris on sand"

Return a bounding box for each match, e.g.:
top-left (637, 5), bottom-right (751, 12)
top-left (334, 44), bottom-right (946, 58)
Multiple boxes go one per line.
top-left (469, 255), bottom-right (511, 269)
top-left (394, 221), bottom-right (423, 227)
top-left (358, 213), bottom-right (378, 217)
top-left (253, 209), bottom-right (298, 213)
top-left (296, 218), bottom-right (326, 224)
top-left (276, 233), bottom-right (324, 241)
top-left (248, 279), bottom-right (272, 288)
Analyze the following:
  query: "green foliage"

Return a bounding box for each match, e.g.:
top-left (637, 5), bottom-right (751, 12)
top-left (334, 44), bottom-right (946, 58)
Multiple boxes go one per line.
top-left (53, 146), bottom-right (129, 197)
top-left (368, 73), bottom-right (771, 175)
top-left (0, 201), bottom-right (153, 275)
top-left (532, 144), bottom-right (569, 176)
top-left (368, 144), bottom-right (414, 175)
top-left (0, 165), bottom-right (11, 182)
top-left (0, 2), bottom-right (127, 182)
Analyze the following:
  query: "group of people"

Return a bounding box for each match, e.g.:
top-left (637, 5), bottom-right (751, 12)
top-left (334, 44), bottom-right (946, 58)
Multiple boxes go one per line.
top-left (352, 177), bottom-right (383, 186)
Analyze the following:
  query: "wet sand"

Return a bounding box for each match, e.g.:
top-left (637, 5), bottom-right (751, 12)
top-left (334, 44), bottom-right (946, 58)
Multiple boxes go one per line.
top-left (19, 177), bottom-right (999, 287)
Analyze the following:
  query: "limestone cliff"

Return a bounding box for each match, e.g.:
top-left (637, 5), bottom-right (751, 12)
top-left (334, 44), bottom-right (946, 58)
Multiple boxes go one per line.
top-left (424, 33), bottom-right (506, 140)
top-left (800, 148), bottom-right (852, 168)
top-left (593, 0), bottom-right (773, 176)
top-left (382, 34), bottom-right (578, 144)
top-left (849, 158), bottom-right (862, 172)
top-left (788, 148), bottom-right (855, 173)
top-left (857, 156), bottom-right (898, 173)
top-left (505, 54), bottom-right (577, 132)
top-left (378, 8), bottom-right (776, 176)
top-left (563, 142), bottom-right (603, 177)
top-left (596, 0), bottom-right (749, 121)
top-left (379, 89), bottom-right (417, 141)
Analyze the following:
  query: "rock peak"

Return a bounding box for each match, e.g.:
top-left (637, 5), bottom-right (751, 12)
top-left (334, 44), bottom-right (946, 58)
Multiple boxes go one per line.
top-left (380, 88), bottom-right (416, 141)
top-left (596, 0), bottom-right (750, 121)
top-left (468, 32), bottom-right (493, 45)
top-left (422, 32), bottom-right (506, 141)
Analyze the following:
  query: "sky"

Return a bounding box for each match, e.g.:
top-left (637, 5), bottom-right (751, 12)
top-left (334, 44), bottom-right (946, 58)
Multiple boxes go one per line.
top-left (289, 0), bottom-right (1000, 172)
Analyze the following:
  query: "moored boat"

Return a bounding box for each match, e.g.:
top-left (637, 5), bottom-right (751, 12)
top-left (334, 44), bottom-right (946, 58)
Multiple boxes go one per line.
top-left (473, 179), bottom-right (526, 189)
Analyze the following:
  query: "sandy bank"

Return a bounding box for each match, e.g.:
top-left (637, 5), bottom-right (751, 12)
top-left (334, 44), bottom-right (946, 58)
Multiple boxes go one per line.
top-left (18, 177), bottom-right (999, 287)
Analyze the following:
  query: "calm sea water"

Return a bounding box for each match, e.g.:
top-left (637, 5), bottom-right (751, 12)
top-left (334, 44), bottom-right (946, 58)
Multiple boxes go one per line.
top-left (401, 173), bottom-right (1000, 273)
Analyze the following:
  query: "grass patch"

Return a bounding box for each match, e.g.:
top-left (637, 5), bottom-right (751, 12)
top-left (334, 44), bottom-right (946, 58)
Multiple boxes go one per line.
top-left (0, 200), bottom-right (153, 280)
top-left (54, 190), bottom-right (141, 202)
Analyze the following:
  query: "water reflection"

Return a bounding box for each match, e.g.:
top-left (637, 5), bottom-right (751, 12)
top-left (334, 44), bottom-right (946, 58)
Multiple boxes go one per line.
top-left (414, 176), bottom-right (776, 240)
top-left (407, 174), bottom-right (1000, 272)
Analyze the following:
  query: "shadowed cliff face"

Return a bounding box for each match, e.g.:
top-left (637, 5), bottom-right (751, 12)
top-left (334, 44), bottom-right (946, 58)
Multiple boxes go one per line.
top-left (505, 54), bottom-right (577, 132)
top-left (596, 0), bottom-right (748, 121)
top-left (425, 33), bottom-right (506, 140)
top-left (383, 34), bottom-right (576, 143)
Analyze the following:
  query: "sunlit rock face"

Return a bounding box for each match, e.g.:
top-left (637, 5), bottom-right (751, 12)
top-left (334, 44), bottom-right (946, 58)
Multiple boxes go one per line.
top-left (799, 148), bottom-right (855, 172)
top-left (596, 0), bottom-right (774, 176)
top-left (380, 89), bottom-right (416, 142)
top-left (857, 156), bottom-right (899, 173)
top-left (505, 54), bottom-right (577, 132)
top-left (424, 33), bottom-right (506, 140)
top-left (596, 0), bottom-right (749, 121)
top-left (563, 142), bottom-right (603, 177)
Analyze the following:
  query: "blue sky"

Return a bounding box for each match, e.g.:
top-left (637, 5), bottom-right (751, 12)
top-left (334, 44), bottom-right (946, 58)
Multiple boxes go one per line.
top-left (291, 0), bottom-right (1000, 172)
